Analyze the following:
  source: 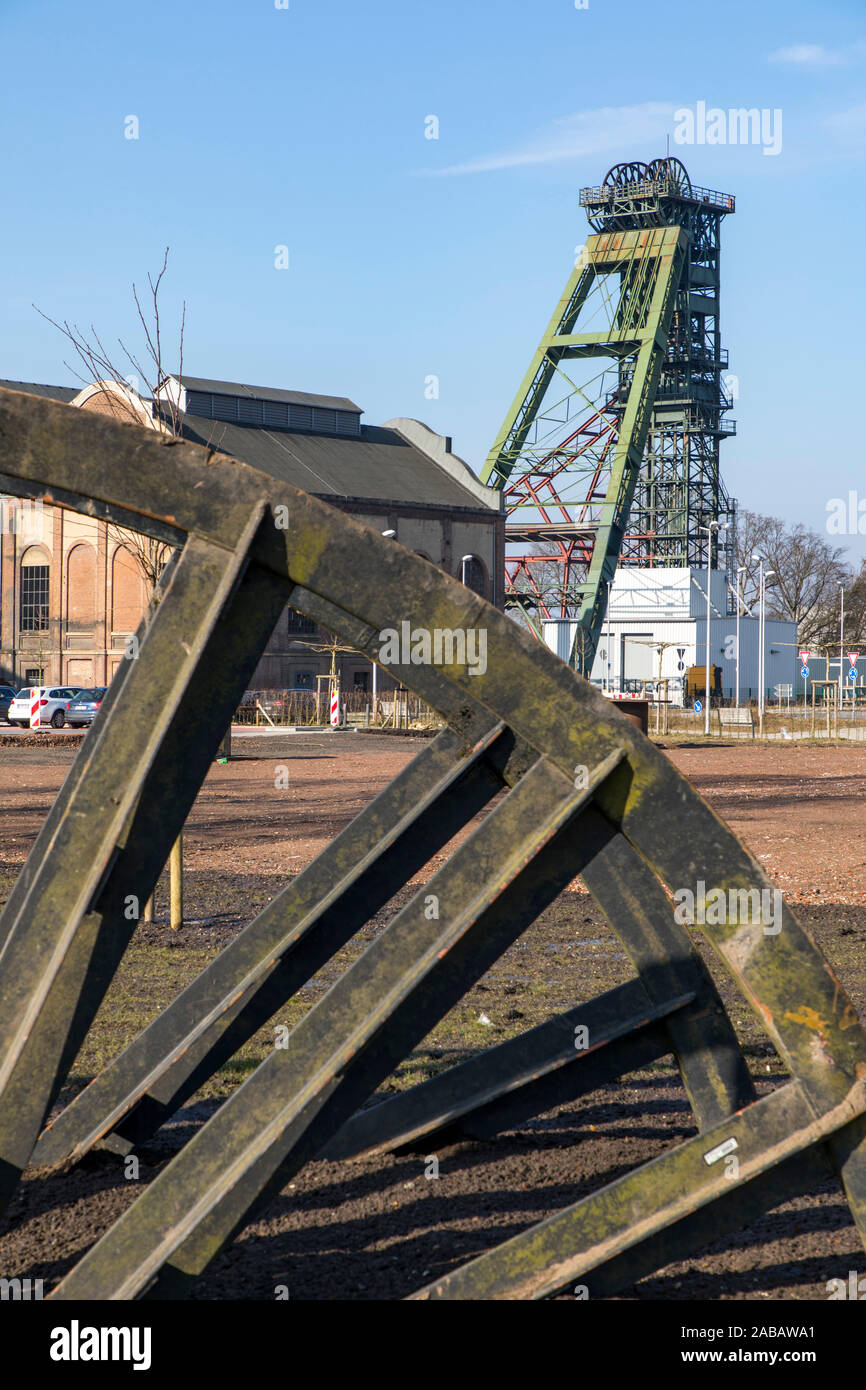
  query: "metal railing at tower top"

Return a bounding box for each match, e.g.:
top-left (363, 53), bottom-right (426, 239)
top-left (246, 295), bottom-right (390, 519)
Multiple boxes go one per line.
top-left (579, 180), bottom-right (735, 213)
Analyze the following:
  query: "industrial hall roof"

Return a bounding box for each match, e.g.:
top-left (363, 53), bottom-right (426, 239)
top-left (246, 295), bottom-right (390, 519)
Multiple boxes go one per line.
top-left (0, 377), bottom-right (499, 513)
top-left (178, 413), bottom-right (495, 511)
top-left (171, 375), bottom-right (362, 413)
top-left (0, 380), bottom-right (79, 403)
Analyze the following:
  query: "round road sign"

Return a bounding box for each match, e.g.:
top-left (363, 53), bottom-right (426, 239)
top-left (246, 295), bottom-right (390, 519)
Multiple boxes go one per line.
top-left (693, 699), bottom-right (702, 713)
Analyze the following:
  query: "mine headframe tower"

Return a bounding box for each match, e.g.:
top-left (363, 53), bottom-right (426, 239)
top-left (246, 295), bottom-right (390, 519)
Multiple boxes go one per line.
top-left (481, 157), bottom-right (738, 672)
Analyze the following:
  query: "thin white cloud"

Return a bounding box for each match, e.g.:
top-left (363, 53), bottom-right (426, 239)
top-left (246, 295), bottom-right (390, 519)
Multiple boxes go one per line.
top-left (420, 102), bottom-right (674, 177)
top-left (768, 42), bottom-right (857, 68)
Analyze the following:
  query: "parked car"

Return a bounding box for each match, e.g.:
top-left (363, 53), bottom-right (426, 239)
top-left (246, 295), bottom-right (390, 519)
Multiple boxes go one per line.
top-left (6, 686), bottom-right (83, 728)
top-left (238, 689), bottom-right (294, 719)
top-left (66, 687), bottom-right (108, 727)
top-left (240, 689), bottom-right (289, 716)
top-left (237, 687), bottom-right (322, 724)
top-left (0, 685), bottom-right (18, 723)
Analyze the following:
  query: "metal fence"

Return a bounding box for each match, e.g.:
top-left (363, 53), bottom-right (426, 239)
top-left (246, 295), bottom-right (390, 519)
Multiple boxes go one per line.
top-left (658, 701), bottom-right (866, 739)
top-left (233, 687), bottom-right (445, 730)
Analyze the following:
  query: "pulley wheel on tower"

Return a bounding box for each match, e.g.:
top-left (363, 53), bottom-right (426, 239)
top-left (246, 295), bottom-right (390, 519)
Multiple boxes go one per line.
top-left (646, 157), bottom-right (692, 198)
top-left (602, 161), bottom-right (649, 191)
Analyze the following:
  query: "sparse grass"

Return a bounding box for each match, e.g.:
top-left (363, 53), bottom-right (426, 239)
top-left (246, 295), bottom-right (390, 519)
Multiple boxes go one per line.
top-left (40, 876), bottom-right (861, 1121)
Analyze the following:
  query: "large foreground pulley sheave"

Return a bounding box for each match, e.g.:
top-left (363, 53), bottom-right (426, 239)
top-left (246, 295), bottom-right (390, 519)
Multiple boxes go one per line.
top-left (0, 384), bottom-right (865, 1300)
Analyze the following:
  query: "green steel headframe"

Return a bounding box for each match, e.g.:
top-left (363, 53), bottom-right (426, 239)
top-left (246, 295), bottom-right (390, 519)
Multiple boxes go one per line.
top-left (481, 224), bottom-right (686, 670)
top-left (483, 156), bottom-right (738, 670)
top-left (0, 384), bottom-right (865, 1301)
top-left (581, 159), bottom-right (739, 580)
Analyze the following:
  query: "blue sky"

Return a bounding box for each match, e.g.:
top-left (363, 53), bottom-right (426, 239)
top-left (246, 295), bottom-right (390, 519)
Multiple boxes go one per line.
top-left (2, 0), bottom-right (865, 560)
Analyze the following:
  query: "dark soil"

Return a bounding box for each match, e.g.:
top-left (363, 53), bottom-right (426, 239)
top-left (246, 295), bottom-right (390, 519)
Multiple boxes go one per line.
top-left (1, 734), bottom-right (865, 1299)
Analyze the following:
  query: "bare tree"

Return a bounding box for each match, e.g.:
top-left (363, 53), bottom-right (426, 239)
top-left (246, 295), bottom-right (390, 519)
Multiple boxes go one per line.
top-left (111, 531), bottom-right (172, 601)
top-left (735, 510), bottom-right (776, 609)
top-left (736, 509), bottom-right (851, 647)
top-left (35, 251), bottom-right (200, 609)
top-left (839, 557), bottom-right (866, 649)
top-left (35, 248), bottom-right (185, 435)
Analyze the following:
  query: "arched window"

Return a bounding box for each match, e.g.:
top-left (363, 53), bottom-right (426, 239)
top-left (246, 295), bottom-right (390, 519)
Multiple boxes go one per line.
top-left (458, 555), bottom-right (487, 598)
top-left (20, 545), bottom-right (50, 632)
top-left (111, 545), bottom-right (147, 636)
top-left (66, 543), bottom-right (97, 631)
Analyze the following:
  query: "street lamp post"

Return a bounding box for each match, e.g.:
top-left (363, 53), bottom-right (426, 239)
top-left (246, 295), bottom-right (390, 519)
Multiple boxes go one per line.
top-left (700, 521), bottom-right (725, 736)
top-left (752, 554), bottom-right (765, 731)
top-left (606, 578), bottom-right (613, 692)
top-left (752, 554), bottom-right (774, 735)
top-left (460, 553), bottom-right (473, 587)
top-left (372, 529), bottom-right (397, 721)
top-left (735, 564), bottom-right (747, 709)
top-left (762, 569), bottom-right (775, 732)
top-left (839, 582), bottom-right (845, 711)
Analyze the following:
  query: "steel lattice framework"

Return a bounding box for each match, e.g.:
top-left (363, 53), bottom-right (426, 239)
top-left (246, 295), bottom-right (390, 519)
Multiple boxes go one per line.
top-left (482, 157), bottom-right (738, 671)
top-left (1, 384), bottom-right (866, 1301)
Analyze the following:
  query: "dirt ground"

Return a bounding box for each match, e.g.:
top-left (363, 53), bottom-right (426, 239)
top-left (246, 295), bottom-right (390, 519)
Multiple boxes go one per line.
top-left (1, 730), bottom-right (865, 1300)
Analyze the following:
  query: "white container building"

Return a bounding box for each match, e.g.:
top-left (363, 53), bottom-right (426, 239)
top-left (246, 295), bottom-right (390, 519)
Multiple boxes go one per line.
top-left (543, 567), bottom-right (798, 705)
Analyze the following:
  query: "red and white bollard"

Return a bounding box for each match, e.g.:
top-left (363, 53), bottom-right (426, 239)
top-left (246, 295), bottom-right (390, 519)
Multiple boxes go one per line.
top-left (329, 688), bottom-right (340, 727)
top-left (29, 687), bottom-right (42, 730)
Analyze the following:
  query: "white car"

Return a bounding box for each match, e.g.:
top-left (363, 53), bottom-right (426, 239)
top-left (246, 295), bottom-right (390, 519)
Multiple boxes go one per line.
top-left (7, 686), bottom-right (83, 729)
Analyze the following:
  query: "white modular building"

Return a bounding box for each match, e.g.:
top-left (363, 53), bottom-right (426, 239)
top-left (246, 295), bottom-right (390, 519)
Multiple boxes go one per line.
top-left (543, 567), bottom-right (798, 704)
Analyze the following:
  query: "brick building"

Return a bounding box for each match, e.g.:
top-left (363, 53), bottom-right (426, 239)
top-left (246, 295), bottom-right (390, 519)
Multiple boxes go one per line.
top-left (0, 376), bottom-right (503, 695)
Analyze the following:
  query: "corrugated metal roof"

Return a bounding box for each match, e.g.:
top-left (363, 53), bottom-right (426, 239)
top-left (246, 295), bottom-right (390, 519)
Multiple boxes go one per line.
top-left (179, 414), bottom-right (495, 511)
top-left (171, 376), bottom-right (362, 413)
top-left (0, 378), bottom-right (496, 513)
top-left (0, 379), bottom-right (79, 403)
